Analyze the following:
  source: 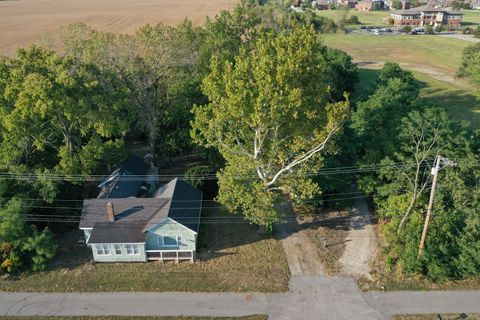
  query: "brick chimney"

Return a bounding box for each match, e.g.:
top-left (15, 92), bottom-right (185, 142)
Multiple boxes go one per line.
top-left (107, 202), bottom-right (115, 222)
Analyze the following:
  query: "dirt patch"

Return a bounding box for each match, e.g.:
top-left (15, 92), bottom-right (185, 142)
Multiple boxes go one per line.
top-left (276, 202), bottom-right (351, 276)
top-left (338, 194), bottom-right (378, 280)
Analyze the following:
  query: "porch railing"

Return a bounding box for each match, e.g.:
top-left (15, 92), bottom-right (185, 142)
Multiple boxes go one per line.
top-left (145, 249), bottom-right (194, 263)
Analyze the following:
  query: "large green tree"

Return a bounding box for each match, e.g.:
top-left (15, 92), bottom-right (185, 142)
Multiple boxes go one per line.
top-left (0, 197), bottom-right (57, 273)
top-left (457, 43), bottom-right (480, 88)
top-left (192, 27), bottom-right (349, 228)
top-left (0, 47), bottom-right (131, 197)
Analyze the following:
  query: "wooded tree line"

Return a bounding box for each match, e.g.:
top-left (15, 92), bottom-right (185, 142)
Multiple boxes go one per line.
top-left (347, 63), bottom-right (480, 280)
top-left (0, 0), bottom-right (478, 282)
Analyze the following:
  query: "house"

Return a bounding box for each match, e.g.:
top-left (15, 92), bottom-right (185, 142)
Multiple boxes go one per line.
top-left (356, 0), bottom-right (385, 11)
top-left (472, 0), bottom-right (480, 10)
top-left (337, 0), bottom-right (358, 8)
top-left (388, 0), bottom-right (410, 9)
top-left (79, 178), bottom-right (203, 263)
top-left (390, 5), bottom-right (463, 26)
top-left (313, 0), bottom-right (335, 10)
top-left (97, 155), bottom-right (158, 199)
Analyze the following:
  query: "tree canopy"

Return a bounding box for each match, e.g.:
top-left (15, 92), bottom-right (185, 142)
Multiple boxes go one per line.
top-left (192, 27), bottom-right (350, 228)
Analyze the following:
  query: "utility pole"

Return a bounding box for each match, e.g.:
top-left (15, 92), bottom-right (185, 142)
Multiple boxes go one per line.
top-left (418, 155), bottom-right (456, 258)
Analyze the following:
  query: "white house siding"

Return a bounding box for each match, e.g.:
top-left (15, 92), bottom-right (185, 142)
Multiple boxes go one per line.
top-left (91, 243), bottom-right (147, 262)
top-left (145, 218), bottom-right (196, 252)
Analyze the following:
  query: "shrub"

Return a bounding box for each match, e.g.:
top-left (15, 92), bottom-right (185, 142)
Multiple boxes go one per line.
top-left (474, 25), bottom-right (480, 38)
top-left (184, 166), bottom-right (212, 189)
top-left (435, 25), bottom-right (444, 33)
top-left (346, 15), bottom-right (361, 24)
top-left (402, 25), bottom-right (412, 33)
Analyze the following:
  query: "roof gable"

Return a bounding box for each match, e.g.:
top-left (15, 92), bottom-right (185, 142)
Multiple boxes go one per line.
top-left (156, 178), bottom-right (203, 233)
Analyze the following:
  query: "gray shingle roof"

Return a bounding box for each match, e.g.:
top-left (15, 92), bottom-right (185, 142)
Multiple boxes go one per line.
top-left (97, 157), bottom-right (150, 199)
top-left (155, 178), bottom-right (203, 233)
top-left (80, 178), bottom-right (203, 244)
top-left (88, 222), bottom-right (147, 244)
top-left (79, 198), bottom-right (170, 229)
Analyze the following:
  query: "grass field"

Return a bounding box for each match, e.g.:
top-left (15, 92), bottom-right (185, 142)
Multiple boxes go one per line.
top-left (322, 34), bottom-right (469, 76)
top-left (0, 317), bottom-right (268, 320)
top-left (0, 208), bottom-right (289, 293)
top-left (322, 33), bottom-right (480, 128)
top-left (314, 9), bottom-right (389, 26)
top-left (461, 9), bottom-right (480, 25)
top-left (0, 0), bottom-right (238, 56)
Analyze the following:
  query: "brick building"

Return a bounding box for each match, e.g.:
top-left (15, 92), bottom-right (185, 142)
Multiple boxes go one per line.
top-left (356, 0), bottom-right (385, 11)
top-left (390, 5), bottom-right (463, 27)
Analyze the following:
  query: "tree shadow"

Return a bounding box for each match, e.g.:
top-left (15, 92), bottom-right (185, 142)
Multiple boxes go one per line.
top-left (47, 228), bottom-right (93, 271)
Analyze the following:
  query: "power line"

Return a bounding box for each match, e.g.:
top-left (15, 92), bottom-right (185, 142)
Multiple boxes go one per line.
top-left (0, 190), bottom-right (367, 203)
top-left (0, 195), bottom-right (374, 212)
top-left (1, 208), bottom-right (442, 225)
top-left (0, 160), bottom-right (444, 182)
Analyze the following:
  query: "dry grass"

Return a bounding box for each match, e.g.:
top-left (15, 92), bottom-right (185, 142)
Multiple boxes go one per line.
top-left (0, 317), bottom-right (267, 320)
top-left (392, 314), bottom-right (480, 320)
top-left (0, 207), bottom-right (289, 293)
top-left (0, 0), bottom-right (238, 56)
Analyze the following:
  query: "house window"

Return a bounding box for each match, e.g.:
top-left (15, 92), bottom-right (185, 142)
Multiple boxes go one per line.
top-left (114, 244), bottom-right (122, 255)
top-left (96, 244), bottom-right (111, 256)
top-left (163, 236), bottom-right (178, 247)
top-left (125, 244), bottom-right (140, 255)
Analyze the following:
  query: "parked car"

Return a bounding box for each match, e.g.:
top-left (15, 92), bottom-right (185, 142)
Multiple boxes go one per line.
top-left (410, 30), bottom-right (418, 35)
top-left (360, 25), bottom-right (367, 30)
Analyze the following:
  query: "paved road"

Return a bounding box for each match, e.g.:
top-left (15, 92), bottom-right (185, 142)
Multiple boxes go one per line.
top-left (2, 278), bottom-right (480, 320)
top-left (0, 277), bottom-right (383, 320)
top-left (439, 33), bottom-right (480, 43)
top-left (366, 290), bottom-right (480, 318)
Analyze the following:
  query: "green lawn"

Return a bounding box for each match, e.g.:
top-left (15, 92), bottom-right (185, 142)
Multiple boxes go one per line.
top-left (0, 317), bottom-right (268, 320)
top-left (313, 9), bottom-right (389, 26)
top-left (322, 33), bottom-right (480, 128)
top-left (461, 9), bottom-right (480, 25)
top-left (322, 34), bottom-right (469, 75)
top-left (355, 68), bottom-right (480, 129)
top-left (415, 72), bottom-right (480, 128)
top-left (0, 208), bottom-right (290, 293)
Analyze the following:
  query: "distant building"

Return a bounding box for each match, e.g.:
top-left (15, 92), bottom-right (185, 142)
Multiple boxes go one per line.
top-left (471, 0), bottom-right (480, 9)
top-left (337, 0), bottom-right (358, 8)
top-left (313, 0), bottom-right (335, 10)
top-left (356, 0), bottom-right (385, 11)
top-left (390, 5), bottom-right (463, 26)
top-left (388, 0), bottom-right (410, 9)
